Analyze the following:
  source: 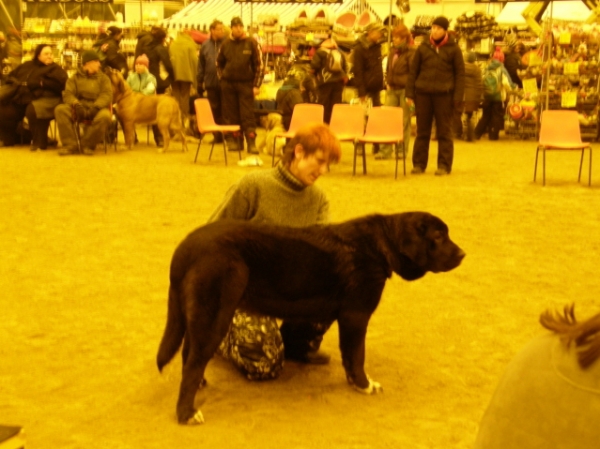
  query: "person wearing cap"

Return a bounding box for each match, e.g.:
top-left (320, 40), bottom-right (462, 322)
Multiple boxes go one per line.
top-left (378, 24), bottom-right (415, 160)
top-left (169, 29), bottom-right (199, 134)
top-left (310, 38), bottom-right (348, 124)
top-left (216, 16), bottom-right (263, 163)
top-left (54, 50), bottom-right (112, 156)
top-left (137, 27), bottom-right (173, 148)
top-left (504, 41), bottom-right (524, 89)
top-left (0, 43), bottom-right (67, 149)
top-left (198, 20), bottom-right (225, 141)
top-left (126, 54), bottom-right (156, 96)
top-left (92, 26), bottom-right (128, 76)
top-left (454, 52), bottom-right (482, 142)
top-left (406, 16), bottom-right (464, 176)
top-left (352, 22), bottom-right (385, 153)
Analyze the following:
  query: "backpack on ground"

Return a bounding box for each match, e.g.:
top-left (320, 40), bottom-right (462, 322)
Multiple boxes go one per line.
top-left (326, 49), bottom-right (344, 73)
top-left (483, 67), bottom-right (502, 98)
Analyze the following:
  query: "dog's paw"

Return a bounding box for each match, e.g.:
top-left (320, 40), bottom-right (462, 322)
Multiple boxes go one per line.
top-left (349, 376), bottom-right (383, 395)
top-left (184, 410), bottom-right (205, 425)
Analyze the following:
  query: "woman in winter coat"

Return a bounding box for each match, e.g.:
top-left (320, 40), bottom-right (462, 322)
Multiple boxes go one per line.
top-left (93, 26), bottom-right (128, 76)
top-left (454, 52), bottom-right (483, 141)
top-left (0, 43), bottom-right (67, 150)
top-left (379, 24), bottom-right (414, 159)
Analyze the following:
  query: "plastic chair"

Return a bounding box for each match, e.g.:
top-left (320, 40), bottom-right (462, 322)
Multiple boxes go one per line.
top-left (534, 110), bottom-right (592, 186)
top-left (356, 107), bottom-right (405, 179)
top-left (329, 104), bottom-right (365, 158)
top-left (194, 98), bottom-right (241, 165)
top-left (271, 103), bottom-right (324, 167)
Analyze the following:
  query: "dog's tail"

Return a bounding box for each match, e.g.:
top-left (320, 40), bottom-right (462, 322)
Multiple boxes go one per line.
top-left (156, 285), bottom-right (186, 372)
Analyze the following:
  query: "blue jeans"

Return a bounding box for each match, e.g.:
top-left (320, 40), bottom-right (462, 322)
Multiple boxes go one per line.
top-left (380, 88), bottom-right (411, 158)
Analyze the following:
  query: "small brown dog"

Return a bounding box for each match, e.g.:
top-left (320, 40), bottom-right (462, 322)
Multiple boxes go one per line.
top-left (257, 112), bottom-right (286, 156)
top-left (105, 69), bottom-right (188, 153)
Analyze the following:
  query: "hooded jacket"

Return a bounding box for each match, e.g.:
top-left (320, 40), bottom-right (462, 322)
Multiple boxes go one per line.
top-left (216, 34), bottom-right (263, 88)
top-left (276, 78), bottom-right (303, 130)
top-left (352, 34), bottom-right (384, 97)
top-left (93, 36), bottom-right (128, 75)
top-left (386, 45), bottom-right (415, 89)
top-left (406, 33), bottom-right (465, 103)
top-left (482, 60), bottom-right (515, 102)
top-left (140, 38), bottom-right (174, 91)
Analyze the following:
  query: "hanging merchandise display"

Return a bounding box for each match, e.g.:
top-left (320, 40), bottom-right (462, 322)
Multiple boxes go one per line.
top-left (454, 11), bottom-right (497, 41)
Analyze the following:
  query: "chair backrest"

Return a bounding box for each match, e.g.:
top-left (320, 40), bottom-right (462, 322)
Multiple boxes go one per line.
top-left (194, 98), bottom-right (217, 131)
top-left (539, 110), bottom-right (583, 146)
top-left (364, 107), bottom-right (403, 140)
top-left (329, 104), bottom-right (365, 139)
top-left (288, 104), bottom-right (324, 133)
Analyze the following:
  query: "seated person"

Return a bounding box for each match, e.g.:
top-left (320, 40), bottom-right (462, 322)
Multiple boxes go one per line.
top-left (126, 54), bottom-right (156, 95)
top-left (474, 304), bottom-right (600, 449)
top-left (55, 50), bottom-right (113, 156)
top-left (0, 43), bottom-right (67, 150)
top-left (275, 69), bottom-right (304, 131)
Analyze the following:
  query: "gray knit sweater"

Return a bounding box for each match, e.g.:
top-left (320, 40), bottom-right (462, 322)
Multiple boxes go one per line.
top-left (208, 165), bottom-right (330, 226)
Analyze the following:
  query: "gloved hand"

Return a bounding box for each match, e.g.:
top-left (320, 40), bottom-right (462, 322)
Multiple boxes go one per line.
top-left (74, 102), bottom-right (86, 121)
top-left (86, 106), bottom-right (99, 120)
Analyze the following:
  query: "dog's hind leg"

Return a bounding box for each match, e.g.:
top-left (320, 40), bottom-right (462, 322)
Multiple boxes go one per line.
top-left (337, 312), bottom-right (383, 395)
top-left (176, 262), bottom-right (249, 425)
top-left (157, 285), bottom-right (186, 372)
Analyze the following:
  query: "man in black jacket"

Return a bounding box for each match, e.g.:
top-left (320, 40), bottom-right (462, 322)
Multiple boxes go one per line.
top-left (406, 16), bottom-right (465, 176)
top-left (217, 16), bottom-right (263, 164)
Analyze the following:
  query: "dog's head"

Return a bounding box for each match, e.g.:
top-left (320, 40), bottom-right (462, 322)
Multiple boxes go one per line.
top-left (384, 212), bottom-right (465, 280)
top-left (260, 113), bottom-right (283, 132)
top-left (104, 67), bottom-right (129, 101)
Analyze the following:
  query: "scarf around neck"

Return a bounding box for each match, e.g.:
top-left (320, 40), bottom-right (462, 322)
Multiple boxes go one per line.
top-left (429, 33), bottom-right (449, 53)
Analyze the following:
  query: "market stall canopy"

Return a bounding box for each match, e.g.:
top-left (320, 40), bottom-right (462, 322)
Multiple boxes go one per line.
top-left (496, 1), bottom-right (592, 25)
top-left (160, 0), bottom-right (376, 29)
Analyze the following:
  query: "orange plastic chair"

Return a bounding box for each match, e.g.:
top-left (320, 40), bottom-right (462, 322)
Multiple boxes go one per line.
top-left (356, 106), bottom-right (405, 179)
top-left (194, 98), bottom-right (241, 165)
top-left (271, 103), bottom-right (324, 167)
top-left (534, 110), bottom-right (592, 186)
top-left (329, 103), bottom-right (365, 156)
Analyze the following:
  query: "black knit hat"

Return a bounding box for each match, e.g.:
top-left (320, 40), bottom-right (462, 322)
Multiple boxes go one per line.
top-left (432, 16), bottom-right (449, 31)
top-left (231, 17), bottom-right (244, 27)
top-left (81, 50), bottom-right (100, 65)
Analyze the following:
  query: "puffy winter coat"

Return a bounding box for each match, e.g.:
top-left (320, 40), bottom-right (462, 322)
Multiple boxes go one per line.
top-left (352, 35), bottom-right (384, 96)
top-left (169, 33), bottom-right (198, 83)
top-left (62, 68), bottom-right (112, 110)
top-left (386, 46), bottom-right (415, 89)
top-left (198, 37), bottom-right (223, 90)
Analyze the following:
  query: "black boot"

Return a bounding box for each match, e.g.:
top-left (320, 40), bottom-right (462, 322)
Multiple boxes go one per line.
top-left (245, 131), bottom-right (258, 154)
top-left (466, 118), bottom-right (474, 142)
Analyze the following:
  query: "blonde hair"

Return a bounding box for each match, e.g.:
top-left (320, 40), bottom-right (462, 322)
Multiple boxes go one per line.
top-left (281, 123), bottom-right (342, 165)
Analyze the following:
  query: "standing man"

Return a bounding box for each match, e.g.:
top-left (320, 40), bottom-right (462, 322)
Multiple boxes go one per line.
top-left (310, 38), bottom-right (347, 124)
top-left (198, 20), bottom-right (225, 142)
top-left (217, 16), bottom-right (263, 164)
top-left (406, 16), bottom-right (464, 176)
top-left (169, 30), bottom-right (199, 133)
top-left (352, 23), bottom-right (385, 153)
top-left (54, 50), bottom-right (112, 156)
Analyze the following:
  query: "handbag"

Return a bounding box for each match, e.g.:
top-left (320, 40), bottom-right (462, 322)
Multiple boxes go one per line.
top-left (0, 82), bottom-right (19, 103)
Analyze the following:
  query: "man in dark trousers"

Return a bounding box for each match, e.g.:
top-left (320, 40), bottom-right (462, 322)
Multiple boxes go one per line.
top-left (217, 16), bottom-right (263, 166)
top-left (352, 22), bottom-right (385, 153)
top-left (198, 20), bottom-right (225, 142)
top-left (406, 16), bottom-right (465, 176)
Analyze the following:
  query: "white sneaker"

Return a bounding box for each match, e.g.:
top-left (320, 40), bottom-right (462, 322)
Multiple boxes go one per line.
top-left (237, 156), bottom-right (264, 167)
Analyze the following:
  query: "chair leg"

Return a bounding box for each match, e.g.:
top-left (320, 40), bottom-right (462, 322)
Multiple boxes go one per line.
top-left (542, 147), bottom-right (546, 186)
top-left (194, 140), bottom-right (201, 163)
top-left (589, 147), bottom-right (593, 186)
top-left (362, 143), bottom-right (367, 175)
top-left (221, 133), bottom-right (228, 166)
top-left (402, 143), bottom-right (406, 176)
top-left (578, 148), bottom-right (584, 183)
top-left (534, 147), bottom-right (540, 182)
top-left (395, 143), bottom-right (399, 180)
top-left (353, 143), bottom-right (357, 176)
top-left (272, 136), bottom-right (277, 167)
top-left (208, 141), bottom-right (215, 161)
top-left (73, 121), bottom-right (82, 154)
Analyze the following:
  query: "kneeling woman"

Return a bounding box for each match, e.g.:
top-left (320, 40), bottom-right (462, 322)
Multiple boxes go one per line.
top-left (0, 44), bottom-right (68, 150)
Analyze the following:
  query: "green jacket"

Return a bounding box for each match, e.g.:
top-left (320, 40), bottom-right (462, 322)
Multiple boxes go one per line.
top-left (169, 33), bottom-right (198, 83)
top-left (62, 68), bottom-right (112, 109)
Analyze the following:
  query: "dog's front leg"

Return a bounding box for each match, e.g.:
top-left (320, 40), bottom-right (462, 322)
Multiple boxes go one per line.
top-left (338, 312), bottom-right (383, 395)
top-left (122, 122), bottom-right (136, 150)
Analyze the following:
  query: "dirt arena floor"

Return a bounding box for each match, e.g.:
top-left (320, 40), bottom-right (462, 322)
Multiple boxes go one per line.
top-left (2, 128), bottom-right (599, 449)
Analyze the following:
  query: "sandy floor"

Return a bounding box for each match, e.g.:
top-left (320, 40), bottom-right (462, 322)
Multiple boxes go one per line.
top-left (1, 131), bottom-right (599, 448)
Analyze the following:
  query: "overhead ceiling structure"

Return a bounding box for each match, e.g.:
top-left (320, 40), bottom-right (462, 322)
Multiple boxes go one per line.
top-left (160, 0), bottom-right (388, 30)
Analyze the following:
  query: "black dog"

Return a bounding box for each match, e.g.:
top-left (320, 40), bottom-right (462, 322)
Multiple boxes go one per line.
top-left (157, 212), bottom-right (465, 424)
